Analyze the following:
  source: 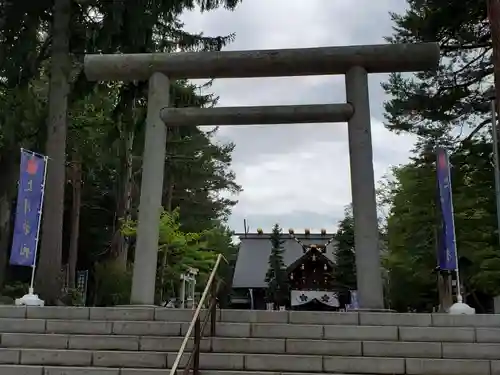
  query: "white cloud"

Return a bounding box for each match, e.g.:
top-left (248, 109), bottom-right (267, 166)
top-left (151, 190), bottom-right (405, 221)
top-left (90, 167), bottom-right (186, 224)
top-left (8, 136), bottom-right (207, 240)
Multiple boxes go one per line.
top-left (181, 0), bottom-right (415, 233)
top-left (229, 118), bottom-right (415, 217)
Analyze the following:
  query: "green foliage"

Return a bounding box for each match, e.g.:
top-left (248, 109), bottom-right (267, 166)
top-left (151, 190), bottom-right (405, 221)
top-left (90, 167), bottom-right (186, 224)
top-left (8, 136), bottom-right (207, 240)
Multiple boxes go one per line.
top-left (201, 223), bottom-right (239, 307)
top-left (0, 0), bottom-right (243, 301)
top-left (168, 127), bottom-right (242, 232)
top-left (160, 208), bottom-right (217, 278)
top-left (122, 208), bottom-right (219, 302)
top-left (265, 224), bottom-right (288, 306)
top-left (383, 141), bottom-right (500, 311)
top-left (333, 207), bottom-right (357, 291)
top-left (382, 0), bottom-right (490, 144)
top-left (0, 296), bottom-right (14, 305)
top-left (0, 281), bottom-right (29, 299)
top-left (383, 163), bottom-right (439, 311)
top-left (381, 0), bottom-right (500, 311)
top-left (93, 260), bottom-right (132, 306)
top-left (449, 142), bottom-right (500, 298)
top-left (60, 288), bottom-right (85, 307)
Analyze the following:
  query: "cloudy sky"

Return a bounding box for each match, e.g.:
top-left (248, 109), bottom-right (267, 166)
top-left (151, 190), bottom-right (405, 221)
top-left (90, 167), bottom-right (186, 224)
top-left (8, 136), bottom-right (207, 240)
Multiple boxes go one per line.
top-left (181, 0), bottom-right (417, 234)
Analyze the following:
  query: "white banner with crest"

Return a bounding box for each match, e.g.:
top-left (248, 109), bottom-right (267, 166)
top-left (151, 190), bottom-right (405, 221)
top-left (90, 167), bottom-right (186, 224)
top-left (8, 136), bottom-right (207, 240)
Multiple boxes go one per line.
top-left (291, 290), bottom-right (339, 307)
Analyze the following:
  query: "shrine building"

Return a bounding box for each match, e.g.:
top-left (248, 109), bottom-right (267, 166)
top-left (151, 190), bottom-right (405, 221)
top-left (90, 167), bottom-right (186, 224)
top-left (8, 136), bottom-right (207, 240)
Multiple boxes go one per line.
top-left (230, 229), bottom-right (349, 310)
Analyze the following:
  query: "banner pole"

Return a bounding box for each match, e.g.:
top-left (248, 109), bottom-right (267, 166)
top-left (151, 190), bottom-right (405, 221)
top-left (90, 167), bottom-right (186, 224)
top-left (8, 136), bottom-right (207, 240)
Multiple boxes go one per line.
top-left (435, 147), bottom-right (473, 313)
top-left (491, 98), bottom-right (500, 247)
top-left (29, 155), bottom-right (49, 294)
top-left (444, 152), bottom-right (463, 304)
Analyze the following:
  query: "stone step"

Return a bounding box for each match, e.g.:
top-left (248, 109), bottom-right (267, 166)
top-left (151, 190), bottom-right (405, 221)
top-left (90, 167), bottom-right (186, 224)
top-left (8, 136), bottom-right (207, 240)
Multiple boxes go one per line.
top-left (2, 318), bottom-right (499, 342)
top-left (0, 367), bottom-right (378, 375)
top-left (0, 318), bottom-right (183, 336)
top-left (3, 306), bottom-right (500, 328)
top-left (0, 351), bottom-right (494, 374)
top-left (0, 333), bottom-right (206, 352)
top-left (4, 334), bottom-right (500, 359)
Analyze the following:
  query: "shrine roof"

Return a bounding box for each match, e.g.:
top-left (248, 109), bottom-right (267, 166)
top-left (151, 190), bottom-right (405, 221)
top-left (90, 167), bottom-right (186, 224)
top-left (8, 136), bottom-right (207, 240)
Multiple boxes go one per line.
top-left (232, 232), bottom-right (337, 288)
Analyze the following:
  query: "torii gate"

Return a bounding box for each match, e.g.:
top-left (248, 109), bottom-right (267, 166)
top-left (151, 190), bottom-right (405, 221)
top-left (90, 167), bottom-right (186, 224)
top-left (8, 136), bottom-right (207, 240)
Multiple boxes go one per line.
top-left (84, 42), bottom-right (439, 309)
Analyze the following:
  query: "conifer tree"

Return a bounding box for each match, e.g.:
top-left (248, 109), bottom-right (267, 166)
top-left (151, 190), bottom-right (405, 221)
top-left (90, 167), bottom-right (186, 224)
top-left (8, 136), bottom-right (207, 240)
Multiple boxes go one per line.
top-left (380, 0), bottom-right (500, 310)
top-left (333, 209), bottom-right (357, 291)
top-left (265, 224), bottom-right (288, 307)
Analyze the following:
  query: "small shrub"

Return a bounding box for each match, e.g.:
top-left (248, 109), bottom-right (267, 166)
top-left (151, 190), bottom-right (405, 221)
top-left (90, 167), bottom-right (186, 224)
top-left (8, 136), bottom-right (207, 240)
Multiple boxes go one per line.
top-left (0, 296), bottom-right (14, 305)
top-left (94, 260), bottom-right (132, 306)
top-left (0, 281), bottom-right (28, 299)
top-left (60, 288), bottom-right (85, 306)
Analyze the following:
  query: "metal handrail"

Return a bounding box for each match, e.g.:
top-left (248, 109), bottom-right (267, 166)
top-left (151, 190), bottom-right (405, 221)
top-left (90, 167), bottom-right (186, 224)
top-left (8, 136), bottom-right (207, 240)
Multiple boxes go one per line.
top-left (169, 253), bottom-right (227, 375)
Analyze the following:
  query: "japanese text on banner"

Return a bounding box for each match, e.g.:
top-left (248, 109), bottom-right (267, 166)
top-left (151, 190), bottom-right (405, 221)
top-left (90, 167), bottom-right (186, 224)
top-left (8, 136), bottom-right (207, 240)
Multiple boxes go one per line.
top-left (436, 147), bottom-right (458, 271)
top-left (9, 150), bottom-right (46, 267)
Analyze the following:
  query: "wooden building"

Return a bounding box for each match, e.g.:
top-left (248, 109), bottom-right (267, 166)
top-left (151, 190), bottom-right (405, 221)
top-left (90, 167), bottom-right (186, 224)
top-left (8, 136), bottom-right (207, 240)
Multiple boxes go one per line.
top-left (231, 231), bottom-right (348, 310)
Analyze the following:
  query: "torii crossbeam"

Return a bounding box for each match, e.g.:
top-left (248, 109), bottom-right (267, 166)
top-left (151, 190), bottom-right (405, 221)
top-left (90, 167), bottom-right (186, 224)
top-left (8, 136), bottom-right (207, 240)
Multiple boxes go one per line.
top-left (84, 42), bottom-right (439, 309)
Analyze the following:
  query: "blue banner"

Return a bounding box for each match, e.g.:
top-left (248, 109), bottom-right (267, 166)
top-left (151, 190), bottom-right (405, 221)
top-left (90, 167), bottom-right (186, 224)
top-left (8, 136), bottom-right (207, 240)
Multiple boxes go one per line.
top-left (436, 147), bottom-right (458, 270)
top-left (9, 150), bottom-right (47, 267)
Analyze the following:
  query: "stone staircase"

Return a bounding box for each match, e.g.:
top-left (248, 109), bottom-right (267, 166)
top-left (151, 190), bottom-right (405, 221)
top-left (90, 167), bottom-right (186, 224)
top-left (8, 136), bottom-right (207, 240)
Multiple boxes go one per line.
top-left (1, 306), bottom-right (500, 374)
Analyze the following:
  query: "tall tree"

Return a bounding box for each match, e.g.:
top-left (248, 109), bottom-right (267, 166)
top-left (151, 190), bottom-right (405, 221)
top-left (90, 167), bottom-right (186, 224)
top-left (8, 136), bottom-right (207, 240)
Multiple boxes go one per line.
top-left (380, 0), bottom-right (500, 312)
top-left (382, 162), bottom-right (439, 312)
top-left (382, 0), bottom-right (490, 147)
top-left (167, 127), bottom-right (241, 233)
top-left (333, 206), bottom-right (357, 291)
top-left (0, 0), bottom-right (244, 305)
top-left (265, 224), bottom-right (288, 307)
top-left (90, 2), bottom-right (240, 268)
top-left (0, 0), bottom-right (51, 287)
top-left (161, 81), bottom-right (241, 233)
top-left (382, 141), bottom-right (500, 311)
top-left (203, 222), bottom-right (239, 307)
top-left (36, 0), bottom-right (71, 302)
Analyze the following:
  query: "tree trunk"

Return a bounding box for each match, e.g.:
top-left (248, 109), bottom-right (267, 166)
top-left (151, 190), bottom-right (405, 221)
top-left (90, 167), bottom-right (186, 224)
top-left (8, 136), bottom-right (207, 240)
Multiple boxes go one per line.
top-left (110, 129), bottom-right (135, 270)
top-left (158, 127), bottom-right (175, 302)
top-left (0, 152), bottom-right (18, 288)
top-left (121, 130), bottom-right (134, 265)
top-left (158, 181), bottom-right (174, 303)
top-left (0, 195), bottom-right (11, 288)
top-left (67, 158), bottom-right (82, 289)
top-left (164, 182), bottom-right (174, 212)
top-left (35, 0), bottom-right (71, 304)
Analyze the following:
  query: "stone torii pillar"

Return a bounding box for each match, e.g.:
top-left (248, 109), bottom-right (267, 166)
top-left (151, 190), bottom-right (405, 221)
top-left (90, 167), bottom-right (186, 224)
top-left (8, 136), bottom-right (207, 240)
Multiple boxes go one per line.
top-left (130, 72), bottom-right (170, 305)
top-left (345, 66), bottom-right (381, 309)
top-left (84, 43), bottom-right (439, 308)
